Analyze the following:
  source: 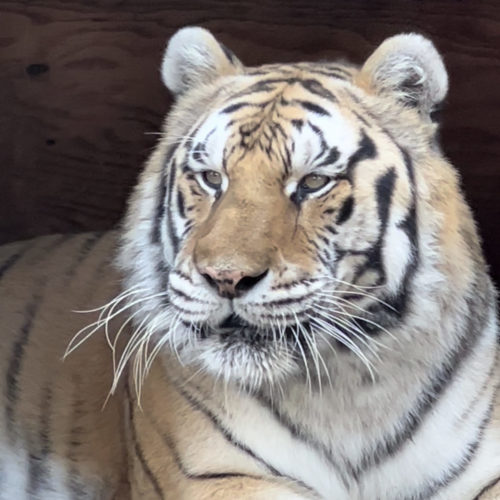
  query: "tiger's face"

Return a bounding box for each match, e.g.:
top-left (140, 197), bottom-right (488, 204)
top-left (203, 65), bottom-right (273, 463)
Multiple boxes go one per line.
top-left (120, 28), bottom-right (448, 389)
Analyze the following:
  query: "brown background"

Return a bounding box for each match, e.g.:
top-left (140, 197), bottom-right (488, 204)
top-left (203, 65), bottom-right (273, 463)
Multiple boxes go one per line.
top-left (1, 1), bottom-right (499, 285)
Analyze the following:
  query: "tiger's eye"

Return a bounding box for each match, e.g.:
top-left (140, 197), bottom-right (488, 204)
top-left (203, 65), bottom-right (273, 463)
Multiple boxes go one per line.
top-left (300, 173), bottom-right (330, 192)
top-left (202, 170), bottom-right (222, 189)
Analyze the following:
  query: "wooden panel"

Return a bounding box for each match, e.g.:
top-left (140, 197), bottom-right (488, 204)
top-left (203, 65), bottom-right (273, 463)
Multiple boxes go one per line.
top-left (1, 0), bottom-right (499, 285)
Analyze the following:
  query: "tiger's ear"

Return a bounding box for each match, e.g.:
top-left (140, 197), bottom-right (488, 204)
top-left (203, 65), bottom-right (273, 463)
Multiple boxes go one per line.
top-left (161, 27), bottom-right (244, 97)
top-left (356, 34), bottom-right (448, 116)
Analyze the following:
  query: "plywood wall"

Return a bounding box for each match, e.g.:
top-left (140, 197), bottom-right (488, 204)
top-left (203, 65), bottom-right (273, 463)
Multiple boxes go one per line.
top-left (1, 0), bottom-right (499, 284)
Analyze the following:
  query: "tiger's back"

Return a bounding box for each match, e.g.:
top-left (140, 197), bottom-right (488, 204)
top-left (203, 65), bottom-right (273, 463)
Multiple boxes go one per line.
top-left (0, 233), bottom-right (128, 499)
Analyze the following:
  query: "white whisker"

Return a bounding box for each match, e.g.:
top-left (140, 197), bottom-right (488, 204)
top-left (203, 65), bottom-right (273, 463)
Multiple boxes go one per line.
top-left (312, 308), bottom-right (381, 361)
top-left (307, 313), bottom-right (376, 381)
top-left (313, 300), bottom-right (397, 347)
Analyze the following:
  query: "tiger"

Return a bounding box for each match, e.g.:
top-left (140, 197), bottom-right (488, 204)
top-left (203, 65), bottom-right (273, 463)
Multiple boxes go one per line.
top-left (0, 25), bottom-right (499, 499)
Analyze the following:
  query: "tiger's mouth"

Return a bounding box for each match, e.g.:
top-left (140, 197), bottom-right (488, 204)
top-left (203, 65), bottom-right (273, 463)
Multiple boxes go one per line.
top-left (191, 313), bottom-right (312, 346)
top-left (219, 313), bottom-right (249, 330)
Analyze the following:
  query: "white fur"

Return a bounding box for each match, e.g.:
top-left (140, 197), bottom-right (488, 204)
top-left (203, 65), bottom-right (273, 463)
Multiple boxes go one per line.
top-left (162, 26), bottom-right (242, 95)
top-left (360, 33), bottom-right (448, 111)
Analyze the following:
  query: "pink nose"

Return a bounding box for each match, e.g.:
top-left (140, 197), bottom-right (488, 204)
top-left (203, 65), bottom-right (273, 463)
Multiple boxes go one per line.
top-left (199, 266), bottom-right (268, 298)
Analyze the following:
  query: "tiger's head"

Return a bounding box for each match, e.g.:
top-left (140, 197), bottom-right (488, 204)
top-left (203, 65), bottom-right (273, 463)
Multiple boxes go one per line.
top-left (118, 27), bottom-right (451, 390)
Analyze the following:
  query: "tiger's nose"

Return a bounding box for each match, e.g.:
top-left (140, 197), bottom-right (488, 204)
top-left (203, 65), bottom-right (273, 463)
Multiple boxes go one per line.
top-left (199, 266), bottom-right (268, 298)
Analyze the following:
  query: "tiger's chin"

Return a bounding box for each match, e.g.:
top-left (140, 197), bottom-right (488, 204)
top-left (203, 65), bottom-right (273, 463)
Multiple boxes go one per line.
top-left (176, 320), bottom-right (302, 391)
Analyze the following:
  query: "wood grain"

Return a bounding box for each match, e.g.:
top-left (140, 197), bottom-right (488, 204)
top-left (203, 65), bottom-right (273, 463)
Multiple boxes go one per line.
top-left (1, 0), bottom-right (499, 285)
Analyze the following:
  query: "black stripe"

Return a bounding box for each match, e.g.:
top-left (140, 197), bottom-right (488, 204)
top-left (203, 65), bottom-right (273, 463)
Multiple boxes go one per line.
top-left (307, 69), bottom-right (349, 80)
top-left (181, 221), bottom-right (194, 239)
top-left (239, 121), bottom-right (261, 139)
top-left (191, 142), bottom-right (207, 164)
top-left (177, 189), bottom-right (186, 219)
top-left (222, 102), bottom-right (254, 114)
top-left (246, 68), bottom-right (294, 76)
top-left (152, 171), bottom-right (167, 244)
top-left (307, 122), bottom-right (328, 158)
top-left (460, 361), bottom-right (497, 423)
top-left (166, 159), bottom-right (180, 256)
top-left (127, 384), bottom-right (164, 499)
top-left (182, 164), bottom-right (195, 175)
top-left (171, 269), bottom-right (193, 283)
top-left (339, 130), bottom-right (377, 183)
top-left (169, 283), bottom-right (212, 305)
top-left (65, 232), bottom-right (103, 280)
top-left (255, 393), bottom-right (352, 488)
top-left (66, 377), bottom-right (87, 500)
top-left (316, 147), bottom-right (340, 168)
top-left (142, 408), bottom-right (259, 482)
top-left (257, 294), bottom-right (310, 307)
top-left (171, 304), bottom-right (212, 318)
top-left (28, 385), bottom-right (53, 496)
top-left (317, 251), bottom-right (331, 268)
top-left (0, 245), bottom-right (30, 280)
top-left (156, 259), bottom-right (170, 302)
top-left (274, 122), bottom-right (287, 141)
top-left (309, 66), bottom-right (352, 78)
top-left (297, 79), bottom-right (337, 101)
top-left (191, 472), bottom-right (256, 480)
top-left (375, 168), bottom-right (397, 231)
top-left (296, 100), bottom-right (330, 116)
top-left (270, 278), bottom-right (319, 291)
top-left (405, 405), bottom-right (492, 500)
top-left (319, 234), bottom-right (330, 246)
top-left (387, 149), bottom-right (420, 317)
top-left (247, 310), bottom-right (310, 323)
top-left (303, 233), bottom-right (321, 250)
top-left (189, 185), bottom-right (202, 197)
top-left (351, 110), bottom-right (372, 128)
top-left (283, 143), bottom-right (292, 175)
top-left (335, 196), bottom-right (354, 225)
top-left (322, 64), bottom-right (353, 76)
top-left (5, 291), bottom-right (43, 437)
top-left (152, 143), bottom-right (180, 245)
top-left (233, 78), bottom-right (289, 96)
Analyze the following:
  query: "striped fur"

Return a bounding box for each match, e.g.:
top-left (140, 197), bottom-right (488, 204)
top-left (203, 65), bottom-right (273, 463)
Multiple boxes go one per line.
top-left (0, 27), bottom-right (499, 499)
top-left (0, 233), bottom-right (128, 499)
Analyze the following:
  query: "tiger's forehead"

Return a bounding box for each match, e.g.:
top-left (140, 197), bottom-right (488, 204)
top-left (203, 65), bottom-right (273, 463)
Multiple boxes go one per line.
top-left (188, 75), bottom-right (362, 178)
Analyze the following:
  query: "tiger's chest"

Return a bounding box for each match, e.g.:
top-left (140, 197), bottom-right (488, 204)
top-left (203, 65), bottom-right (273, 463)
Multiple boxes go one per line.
top-left (130, 358), bottom-right (500, 500)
